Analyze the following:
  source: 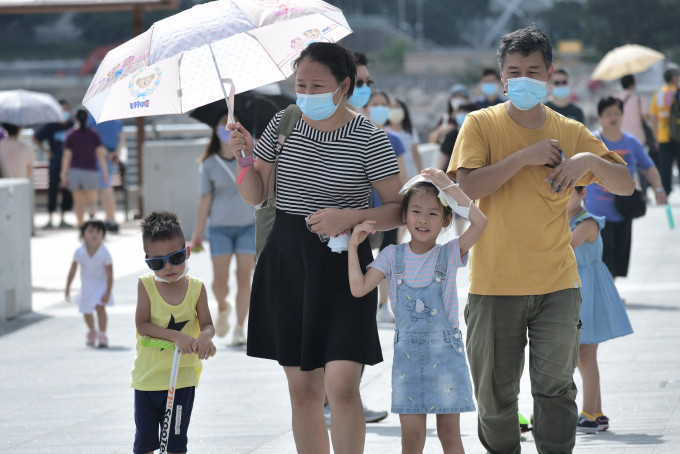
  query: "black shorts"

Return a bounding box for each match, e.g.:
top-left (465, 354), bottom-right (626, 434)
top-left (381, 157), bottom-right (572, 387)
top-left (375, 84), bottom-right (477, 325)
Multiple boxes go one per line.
top-left (134, 387), bottom-right (195, 454)
top-left (601, 218), bottom-right (633, 278)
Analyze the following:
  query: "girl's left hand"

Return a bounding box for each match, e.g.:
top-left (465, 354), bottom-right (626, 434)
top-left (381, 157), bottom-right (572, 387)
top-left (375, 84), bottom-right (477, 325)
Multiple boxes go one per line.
top-left (350, 221), bottom-right (376, 247)
top-left (420, 167), bottom-right (453, 189)
top-left (307, 208), bottom-right (348, 238)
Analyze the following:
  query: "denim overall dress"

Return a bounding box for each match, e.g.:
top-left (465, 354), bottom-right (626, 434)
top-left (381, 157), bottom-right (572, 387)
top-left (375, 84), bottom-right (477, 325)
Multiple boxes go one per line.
top-left (391, 243), bottom-right (475, 414)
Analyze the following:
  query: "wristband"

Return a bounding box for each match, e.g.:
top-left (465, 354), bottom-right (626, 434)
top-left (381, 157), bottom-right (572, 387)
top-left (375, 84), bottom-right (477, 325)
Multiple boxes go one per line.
top-left (238, 155), bottom-right (254, 168)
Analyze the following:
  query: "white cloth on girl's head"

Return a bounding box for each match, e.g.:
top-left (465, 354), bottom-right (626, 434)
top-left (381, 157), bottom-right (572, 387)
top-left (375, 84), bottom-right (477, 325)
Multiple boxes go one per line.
top-left (73, 243), bottom-right (114, 314)
top-left (398, 174), bottom-right (471, 219)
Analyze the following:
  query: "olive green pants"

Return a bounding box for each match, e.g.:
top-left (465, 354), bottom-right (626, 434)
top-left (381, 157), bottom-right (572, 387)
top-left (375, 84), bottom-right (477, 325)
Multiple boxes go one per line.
top-left (464, 289), bottom-right (581, 454)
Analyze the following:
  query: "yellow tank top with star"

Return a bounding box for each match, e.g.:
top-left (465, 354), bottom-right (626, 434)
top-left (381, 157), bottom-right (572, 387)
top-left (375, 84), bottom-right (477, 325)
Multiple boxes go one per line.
top-left (131, 273), bottom-right (203, 391)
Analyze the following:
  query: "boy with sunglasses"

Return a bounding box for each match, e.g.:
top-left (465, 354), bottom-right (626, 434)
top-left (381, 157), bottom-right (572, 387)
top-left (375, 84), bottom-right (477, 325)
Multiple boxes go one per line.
top-left (131, 211), bottom-right (215, 454)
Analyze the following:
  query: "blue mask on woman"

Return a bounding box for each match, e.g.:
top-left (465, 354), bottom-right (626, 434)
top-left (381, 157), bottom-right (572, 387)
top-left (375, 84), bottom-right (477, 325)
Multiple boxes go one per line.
top-left (296, 85), bottom-right (341, 121)
top-left (506, 77), bottom-right (547, 111)
top-left (552, 85), bottom-right (570, 99)
top-left (368, 105), bottom-right (389, 126)
top-left (216, 128), bottom-right (231, 143)
top-left (348, 84), bottom-right (371, 108)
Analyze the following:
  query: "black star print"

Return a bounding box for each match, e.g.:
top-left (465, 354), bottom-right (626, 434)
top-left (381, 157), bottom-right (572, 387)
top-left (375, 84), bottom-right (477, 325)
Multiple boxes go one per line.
top-left (167, 314), bottom-right (189, 332)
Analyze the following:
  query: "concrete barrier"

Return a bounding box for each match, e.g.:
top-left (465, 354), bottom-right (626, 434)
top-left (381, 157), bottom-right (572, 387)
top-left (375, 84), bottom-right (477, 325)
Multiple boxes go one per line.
top-left (0, 179), bottom-right (32, 325)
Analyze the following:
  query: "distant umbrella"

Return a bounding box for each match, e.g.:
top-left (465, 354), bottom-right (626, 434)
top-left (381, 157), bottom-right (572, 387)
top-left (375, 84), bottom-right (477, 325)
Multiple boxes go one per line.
top-left (0, 89), bottom-right (63, 126)
top-left (591, 44), bottom-right (665, 81)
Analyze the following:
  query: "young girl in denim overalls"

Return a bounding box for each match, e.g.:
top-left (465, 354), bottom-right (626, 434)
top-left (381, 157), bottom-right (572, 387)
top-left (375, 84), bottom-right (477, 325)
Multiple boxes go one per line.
top-left (348, 168), bottom-right (487, 454)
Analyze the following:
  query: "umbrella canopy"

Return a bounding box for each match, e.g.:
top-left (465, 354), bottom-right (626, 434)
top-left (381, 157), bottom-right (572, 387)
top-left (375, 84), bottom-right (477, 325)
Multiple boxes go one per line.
top-left (190, 86), bottom-right (294, 138)
top-left (83, 0), bottom-right (351, 123)
top-left (0, 89), bottom-right (63, 126)
top-left (591, 44), bottom-right (665, 81)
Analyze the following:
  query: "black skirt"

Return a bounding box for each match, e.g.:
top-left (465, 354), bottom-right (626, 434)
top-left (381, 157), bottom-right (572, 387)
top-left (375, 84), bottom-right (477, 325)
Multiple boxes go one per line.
top-left (247, 209), bottom-right (383, 371)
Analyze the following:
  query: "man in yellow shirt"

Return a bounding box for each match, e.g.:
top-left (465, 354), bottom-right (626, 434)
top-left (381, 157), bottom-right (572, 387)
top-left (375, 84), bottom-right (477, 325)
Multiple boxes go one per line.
top-left (447, 26), bottom-right (634, 454)
top-left (649, 68), bottom-right (680, 195)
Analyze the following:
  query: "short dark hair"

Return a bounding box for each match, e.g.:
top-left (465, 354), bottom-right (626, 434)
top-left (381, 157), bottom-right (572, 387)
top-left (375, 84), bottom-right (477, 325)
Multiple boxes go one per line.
top-left (459, 102), bottom-right (481, 113)
top-left (1, 123), bottom-right (19, 136)
top-left (294, 42), bottom-right (356, 98)
top-left (141, 211), bottom-right (186, 252)
top-left (620, 74), bottom-right (635, 89)
top-left (368, 90), bottom-right (390, 104)
top-left (597, 96), bottom-right (623, 116)
top-left (354, 51), bottom-right (368, 67)
top-left (481, 68), bottom-right (499, 80)
top-left (497, 25), bottom-right (553, 71)
top-left (553, 68), bottom-right (568, 80)
top-left (663, 68), bottom-right (679, 83)
top-left (400, 182), bottom-right (452, 223)
top-left (80, 219), bottom-right (107, 239)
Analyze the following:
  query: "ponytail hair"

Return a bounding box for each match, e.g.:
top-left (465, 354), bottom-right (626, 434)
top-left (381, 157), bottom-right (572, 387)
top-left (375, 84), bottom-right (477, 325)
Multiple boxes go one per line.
top-left (75, 108), bottom-right (89, 130)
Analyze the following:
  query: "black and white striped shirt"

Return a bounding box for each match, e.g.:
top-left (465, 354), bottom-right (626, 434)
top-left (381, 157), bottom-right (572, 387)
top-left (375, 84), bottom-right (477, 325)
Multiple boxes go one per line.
top-left (254, 111), bottom-right (400, 216)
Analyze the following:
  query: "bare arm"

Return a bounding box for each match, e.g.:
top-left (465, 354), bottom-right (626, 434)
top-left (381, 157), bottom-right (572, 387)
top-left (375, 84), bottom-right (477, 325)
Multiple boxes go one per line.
top-left (411, 143), bottom-right (424, 173)
top-left (96, 146), bottom-right (108, 185)
top-left (456, 139), bottom-right (563, 200)
top-left (65, 261), bottom-right (78, 301)
top-left (570, 218), bottom-right (598, 249)
top-left (61, 149), bottom-right (72, 187)
top-left (306, 174), bottom-right (404, 237)
top-left (101, 264), bottom-right (113, 304)
top-left (347, 221), bottom-right (386, 297)
top-left (227, 122), bottom-right (273, 206)
top-left (191, 194), bottom-right (213, 248)
top-left (135, 280), bottom-right (196, 354)
top-left (396, 155), bottom-right (408, 183)
top-left (193, 284), bottom-right (216, 360)
top-left (640, 166), bottom-right (667, 204)
top-left (546, 153), bottom-right (635, 196)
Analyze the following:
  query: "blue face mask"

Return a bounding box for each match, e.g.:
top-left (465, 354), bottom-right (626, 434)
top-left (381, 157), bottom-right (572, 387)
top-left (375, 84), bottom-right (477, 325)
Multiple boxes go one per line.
top-left (62, 111), bottom-right (71, 122)
top-left (369, 105), bottom-right (389, 125)
top-left (216, 128), bottom-right (231, 143)
top-left (348, 84), bottom-right (371, 108)
top-left (506, 77), bottom-right (547, 111)
top-left (481, 82), bottom-right (499, 96)
top-left (552, 85), bottom-right (570, 99)
top-left (456, 113), bottom-right (468, 126)
top-left (296, 85), bottom-right (341, 121)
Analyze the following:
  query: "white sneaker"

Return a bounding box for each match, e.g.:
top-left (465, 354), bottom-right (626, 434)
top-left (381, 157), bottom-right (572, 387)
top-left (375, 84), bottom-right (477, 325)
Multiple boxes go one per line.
top-left (215, 303), bottom-right (232, 337)
top-left (376, 303), bottom-right (395, 323)
top-left (231, 324), bottom-right (247, 346)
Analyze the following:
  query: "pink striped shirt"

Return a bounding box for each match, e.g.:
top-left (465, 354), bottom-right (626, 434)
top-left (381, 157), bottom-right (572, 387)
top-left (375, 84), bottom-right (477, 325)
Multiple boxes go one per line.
top-left (368, 239), bottom-right (468, 328)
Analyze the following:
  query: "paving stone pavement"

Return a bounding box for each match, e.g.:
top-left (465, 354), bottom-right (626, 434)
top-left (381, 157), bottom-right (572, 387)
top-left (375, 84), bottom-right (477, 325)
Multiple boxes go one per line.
top-left (2, 196), bottom-right (679, 453)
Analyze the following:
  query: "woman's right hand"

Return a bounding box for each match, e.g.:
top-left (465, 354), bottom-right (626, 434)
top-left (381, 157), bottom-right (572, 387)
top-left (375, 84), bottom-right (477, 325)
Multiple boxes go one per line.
top-left (227, 122), bottom-right (254, 159)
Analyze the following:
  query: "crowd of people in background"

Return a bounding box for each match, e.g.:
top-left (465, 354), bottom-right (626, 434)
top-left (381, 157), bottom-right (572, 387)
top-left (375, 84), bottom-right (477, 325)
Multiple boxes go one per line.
top-left (1, 23), bottom-right (679, 454)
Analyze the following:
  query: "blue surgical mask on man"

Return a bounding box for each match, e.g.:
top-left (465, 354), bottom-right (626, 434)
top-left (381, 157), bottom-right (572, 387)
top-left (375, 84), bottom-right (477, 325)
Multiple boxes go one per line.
top-left (296, 85), bottom-right (342, 121)
top-left (506, 77), bottom-right (547, 111)
top-left (368, 105), bottom-right (389, 126)
top-left (552, 85), bottom-right (570, 99)
top-left (481, 82), bottom-right (499, 97)
top-left (348, 84), bottom-right (371, 108)
top-left (456, 112), bottom-right (468, 126)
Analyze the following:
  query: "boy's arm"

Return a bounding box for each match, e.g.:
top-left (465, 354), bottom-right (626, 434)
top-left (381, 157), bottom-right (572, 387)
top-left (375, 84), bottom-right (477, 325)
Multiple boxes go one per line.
top-left (101, 264), bottom-right (113, 304)
top-left (193, 284), bottom-right (216, 360)
top-left (348, 222), bottom-right (386, 298)
top-left (65, 260), bottom-right (78, 301)
top-left (135, 279), bottom-right (195, 354)
top-left (570, 218), bottom-right (598, 249)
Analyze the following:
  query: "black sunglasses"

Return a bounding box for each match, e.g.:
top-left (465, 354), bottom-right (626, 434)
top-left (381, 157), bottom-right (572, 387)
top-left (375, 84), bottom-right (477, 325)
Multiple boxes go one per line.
top-left (355, 78), bottom-right (375, 88)
top-left (145, 247), bottom-right (187, 271)
top-left (552, 80), bottom-right (568, 86)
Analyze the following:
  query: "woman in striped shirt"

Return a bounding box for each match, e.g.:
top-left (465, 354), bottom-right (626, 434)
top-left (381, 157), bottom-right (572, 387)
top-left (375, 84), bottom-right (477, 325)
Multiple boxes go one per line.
top-left (228, 43), bottom-right (403, 453)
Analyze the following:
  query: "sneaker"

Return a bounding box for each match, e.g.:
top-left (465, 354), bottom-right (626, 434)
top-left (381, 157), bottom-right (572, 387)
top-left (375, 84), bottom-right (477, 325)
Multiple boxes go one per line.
top-left (43, 220), bottom-right (54, 229)
top-left (376, 303), bottom-right (395, 323)
top-left (86, 330), bottom-right (97, 346)
top-left (231, 325), bottom-right (247, 346)
top-left (59, 220), bottom-right (72, 229)
top-left (576, 414), bottom-right (598, 434)
top-left (363, 405), bottom-right (388, 423)
top-left (596, 415), bottom-right (609, 431)
top-left (214, 303), bottom-right (232, 337)
top-left (105, 221), bottom-right (119, 233)
top-left (98, 333), bottom-right (109, 348)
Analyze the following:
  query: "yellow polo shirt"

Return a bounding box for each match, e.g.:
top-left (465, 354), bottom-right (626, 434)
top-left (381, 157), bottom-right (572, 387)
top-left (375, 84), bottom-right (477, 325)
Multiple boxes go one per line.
top-left (447, 104), bottom-right (626, 296)
top-left (649, 84), bottom-right (679, 143)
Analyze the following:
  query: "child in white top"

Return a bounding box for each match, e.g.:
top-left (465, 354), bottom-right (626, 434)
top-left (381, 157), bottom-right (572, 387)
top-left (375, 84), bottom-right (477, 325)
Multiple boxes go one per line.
top-left (65, 220), bottom-right (113, 347)
top-left (348, 168), bottom-right (487, 454)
